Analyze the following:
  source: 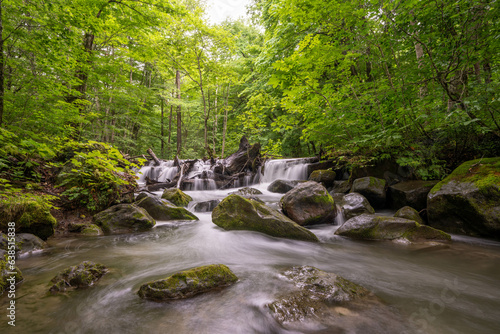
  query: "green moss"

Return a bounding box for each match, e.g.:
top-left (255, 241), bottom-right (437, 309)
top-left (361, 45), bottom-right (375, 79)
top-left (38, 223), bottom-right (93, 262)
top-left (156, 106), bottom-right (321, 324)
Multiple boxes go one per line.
top-left (81, 224), bottom-right (103, 235)
top-left (161, 188), bottom-right (193, 207)
top-left (1, 255), bottom-right (23, 295)
top-left (50, 261), bottom-right (107, 293)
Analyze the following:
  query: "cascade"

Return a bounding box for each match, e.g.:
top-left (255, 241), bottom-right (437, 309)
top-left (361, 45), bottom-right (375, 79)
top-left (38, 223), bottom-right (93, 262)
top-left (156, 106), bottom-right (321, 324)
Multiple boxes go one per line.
top-left (259, 158), bottom-right (311, 183)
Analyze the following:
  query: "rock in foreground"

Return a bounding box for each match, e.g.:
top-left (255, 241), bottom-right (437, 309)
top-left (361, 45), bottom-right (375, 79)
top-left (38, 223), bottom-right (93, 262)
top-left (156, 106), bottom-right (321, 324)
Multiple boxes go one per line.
top-left (335, 214), bottom-right (450, 242)
top-left (49, 261), bottom-right (107, 293)
top-left (93, 204), bottom-right (155, 234)
top-left (136, 194), bottom-right (198, 221)
top-left (212, 195), bottom-right (318, 242)
top-left (339, 192), bottom-right (375, 220)
top-left (138, 264), bottom-right (237, 301)
top-left (161, 188), bottom-right (193, 207)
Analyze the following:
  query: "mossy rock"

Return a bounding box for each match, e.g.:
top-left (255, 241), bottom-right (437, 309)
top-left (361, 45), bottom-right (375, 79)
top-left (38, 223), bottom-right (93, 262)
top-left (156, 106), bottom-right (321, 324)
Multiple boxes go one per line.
top-left (280, 181), bottom-right (336, 226)
top-left (193, 200), bottom-right (221, 212)
top-left (267, 180), bottom-right (301, 194)
top-left (81, 224), bottom-right (103, 236)
top-left (15, 233), bottom-right (47, 254)
top-left (394, 206), bottom-right (424, 225)
top-left (1, 254), bottom-right (23, 295)
top-left (0, 198), bottom-right (57, 240)
top-left (93, 204), bottom-right (155, 234)
top-left (49, 261), bottom-right (108, 293)
top-left (308, 169), bottom-right (337, 188)
top-left (212, 195), bottom-right (318, 242)
top-left (339, 192), bottom-right (375, 220)
top-left (332, 180), bottom-right (351, 194)
top-left (335, 214), bottom-right (450, 242)
top-left (161, 188), bottom-right (193, 207)
top-left (138, 264), bottom-right (238, 301)
top-left (136, 195), bottom-right (198, 221)
top-left (388, 180), bottom-right (439, 211)
top-left (229, 187), bottom-right (263, 196)
top-left (427, 158), bottom-right (500, 238)
top-left (350, 177), bottom-right (387, 209)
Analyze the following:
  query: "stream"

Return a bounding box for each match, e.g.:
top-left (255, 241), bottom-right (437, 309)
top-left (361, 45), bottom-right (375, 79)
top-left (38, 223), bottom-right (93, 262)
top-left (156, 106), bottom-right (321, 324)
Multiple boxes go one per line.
top-left (2, 160), bottom-right (500, 333)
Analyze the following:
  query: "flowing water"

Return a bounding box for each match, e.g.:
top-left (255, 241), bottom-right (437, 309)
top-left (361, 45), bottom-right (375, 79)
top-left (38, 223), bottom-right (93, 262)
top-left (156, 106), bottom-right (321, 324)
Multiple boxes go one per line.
top-left (2, 160), bottom-right (500, 334)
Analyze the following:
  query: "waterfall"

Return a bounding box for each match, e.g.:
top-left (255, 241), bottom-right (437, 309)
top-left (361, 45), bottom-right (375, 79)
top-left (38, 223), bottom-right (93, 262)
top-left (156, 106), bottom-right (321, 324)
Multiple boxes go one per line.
top-left (259, 158), bottom-right (310, 183)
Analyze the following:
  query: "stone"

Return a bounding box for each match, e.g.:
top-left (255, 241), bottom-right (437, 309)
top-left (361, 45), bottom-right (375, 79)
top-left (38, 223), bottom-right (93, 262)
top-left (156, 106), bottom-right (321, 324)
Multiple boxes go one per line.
top-left (331, 180), bottom-right (351, 193)
top-left (394, 206), bottom-right (424, 225)
top-left (229, 187), bottom-right (263, 196)
top-left (80, 224), bottom-right (104, 236)
top-left (138, 264), bottom-right (238, 301)
top-left (161, 188), bottom-right (193, 207)
top-left (339, 193), bottom-right (375, 220)
top-left (351, 177), bottom-right (387, 209)
top-left (15, 233), bottom-right (47, 254)
top-left (0, 254), bottom-right (23, 295)
top-left (93, 204), bottom-right (155, 234)
top-left (136, 194), bottom-right (198, 221)
top-left (49, 261), bottom-right (108, 293)
top-left (388, 180), bottom-right (439, 211)
top-left (280, 181), bottom-right (336, 226)
top-left (193, 200), bottom-right (221, 212)
top-left (308, 169), bottom-right (336, 188)
top-left (212, 195), bottom-right (318, 242)
top-left (267, 180), bottom-right (301, 193)
top-left (335, 214), bottom-right (451, 242)
top-left (427, 157), bottom-right (500, 238)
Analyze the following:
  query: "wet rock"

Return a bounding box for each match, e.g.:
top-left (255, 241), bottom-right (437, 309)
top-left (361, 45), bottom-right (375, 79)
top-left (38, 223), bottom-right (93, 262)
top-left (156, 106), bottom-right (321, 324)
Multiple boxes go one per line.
top-left (331, 180), bottom-right (351, 194)
top-left (394, 206), bottom-right (424, 225)
top-left (339, 193), bottom-right (375, 220)
top-left (15, 233), bottom-right (47, 254)
top-left (280, 181), bottom-right (336, 226)
top-left (193, 200), bottom-right (221, 212)
top-left (308, 169), bottom-right (336, 188)
top-left (49, 261), bottom-right (108, 293)
top-left (351, 177), bottom-right (387, 209)
top-left (1, 254), bottom-right (23, 294)
top-left (388, 180), bottom-right (439, 211)
top-left (136, 195), bottom-right (198, 221)
top-left (229, 187), bottom-right (263, 196)
top-left (93, 204), bottom-right (155, 234)
top-left (80, 224), bottom-right (103, 236)
top-left (161, 188), bottom-right (193, 207)
top-left (212, 195), bottom-right (318, 242)
top-left (335, 214), bottom-right (451, 242)
top-left (427, 158), bottom-right (500, 238)
top-left (267, 180), bottom-right (301, 193)
top-left (138, 264), bottom-right (238, 301)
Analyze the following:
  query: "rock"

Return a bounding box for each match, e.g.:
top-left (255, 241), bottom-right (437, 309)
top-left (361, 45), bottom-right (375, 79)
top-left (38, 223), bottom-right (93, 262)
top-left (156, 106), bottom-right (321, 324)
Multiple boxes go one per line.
top-left (280, 181), bottom-right (336, 226)
top-left (308, 169), bottom-right (336, 188)
top-left (351, 177), bottom-right (387, 209)
top-left (49, 261), bottom-right (108, 293)
top-left (0, 198), bottom-right (57, 240)
top-left (331, 180), bottom-right (351, 193)
top-left (212, 195), bottom-right (318, 242)
top-left (427, 157), bottom-right (500, 238)
top-left (229, 187), bottom-right (263, 196)
top-left (15, 233), bottom-right (47, 254)
top-left (193, 200), bottom-right (221, 212)
top-left (135, 192), bottom-right (150, 202)
top-left (267, 180), bottom-right (301, 193)
top-left (394, 206), bottom-right (424, 225)
top-left (93, 204), bottom-right (155, 234)
top-left (161, 188), bottom-right (193, 207)
top-left (80, 224), bottom-right (103, 236)
top-left (1, 254), bottom-right (23, 295)
top-left (136, 195), bottom-right (198, 221)
top-left (268, 266), bottom-right (410, 333)
top-left (138, 264), bottom-right (238, 301)
top-left (335, 214), bottom-right (451, 242)
top-left (307, 160), bottom-right (334, 177)
top-left (388, 180), bottom-right (439, 211)
top-left (339, 193), bottom-right (375, 220)
top-left (0, 233), bottom-right (19, 253)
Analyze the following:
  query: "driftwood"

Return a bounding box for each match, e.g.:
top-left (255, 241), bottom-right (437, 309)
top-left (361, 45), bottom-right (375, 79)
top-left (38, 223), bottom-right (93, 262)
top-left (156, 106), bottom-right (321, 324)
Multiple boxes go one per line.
top-left (224, 136), bottom-right (261, 174)
top-left (147, 148), bottom-right (161, 166)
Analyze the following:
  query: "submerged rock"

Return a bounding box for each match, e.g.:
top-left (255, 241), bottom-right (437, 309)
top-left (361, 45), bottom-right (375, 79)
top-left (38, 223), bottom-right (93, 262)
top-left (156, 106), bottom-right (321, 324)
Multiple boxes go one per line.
top-left (93, 204), bottom-right (155, 234)
top-left (136, 194), bottom-right (198, 221)
top-left (138, 264), bottom-right (238, 301)
top-left (308, 169), bottom-right (336, 188)
top-left (339, 192), bottom-right (375, 220)
top-left (335, 214), bottom-right (450, 242)
top-left (193, 200), bottom-right (221, 212)
top-left (280, 181), bottom-right (336, 226)
top-left (267, 180), bottom-right (301, 194)
top-left (394, 206), bottom-right (424, 225)
top-left (427, 158), bottom-right (500, 238)
top-left (351, 177), bottom-right (387, 209)
top-left (161, 188), bottom-right (193, 207)
top-left (212, 195), bottom-right (318, 242)
top-left (49, 261), bottom-right (108, 293)
top-left (388, 180), bottom-right (439, 211)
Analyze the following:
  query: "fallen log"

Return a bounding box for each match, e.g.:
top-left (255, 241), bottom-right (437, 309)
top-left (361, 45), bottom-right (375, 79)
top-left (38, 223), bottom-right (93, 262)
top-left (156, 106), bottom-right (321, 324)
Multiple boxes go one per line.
top-left (147, 148), bottom-right (161, 166)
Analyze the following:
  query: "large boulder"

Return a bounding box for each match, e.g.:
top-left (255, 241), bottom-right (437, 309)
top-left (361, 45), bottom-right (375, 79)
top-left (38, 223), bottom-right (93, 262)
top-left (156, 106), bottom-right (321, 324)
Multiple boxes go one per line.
top-left (280, 181), bottom-right (336, 226)
top-left (339, 193), bottom-right (375, 220)
top-left (394, 206), bottom-right (424, 225)
top-left (308, 169), bottom-right (336, 188)
top-left (268, 266), bottom-right (410, 333)
top-left (49, 261), bottom-right (108, 293)
top-left (351, 177), bottom-right (387, 209)
top-left (212, 195), bottom-right (318, 242)
top-left (1, 254), bottom-right (23, 295)
top-left (427, 158), bottom-right (500, 238)
top-left (267, 180), bottom-right (301, 193)
top-left (335, 214), bottom-right (450, 242)
top-left (136, 194), bottom-right (198, 221)
top-left (193, 200), bottom-right (221, 212)
top-left (15, 233), bottom-right (47, 255)
top-left (138, 264), bottom-right (238, 301)
top-left (388, 180), bottom-right (439, 211)
top-left (161, 188), bottom-right (193, 207)
top-left (93, 204), bottom-right (155, 234)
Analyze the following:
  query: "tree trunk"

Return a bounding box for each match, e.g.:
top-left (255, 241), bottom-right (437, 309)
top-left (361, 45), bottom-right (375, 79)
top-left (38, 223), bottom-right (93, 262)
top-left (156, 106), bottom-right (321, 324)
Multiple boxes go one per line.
top-left (161, 97), bottom-right (164, 156)
top-left (213, 85), bottom-right (218, 156)
top-left (221, 84), bottom-right (230, 158)
top-left (176, 70), bottom-right (182, 156)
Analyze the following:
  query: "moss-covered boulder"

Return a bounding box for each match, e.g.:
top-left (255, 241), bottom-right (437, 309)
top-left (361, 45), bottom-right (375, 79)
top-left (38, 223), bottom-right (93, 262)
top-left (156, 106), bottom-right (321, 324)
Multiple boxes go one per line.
top-left (351, 177), bottom-right (387, 209)
top-left (0, 198), bottom-right (57, 240)
top-left (49, 261), bottom-right (108, 293)
top-left (212, 195), bottom-right (318, 242)
top-left (308, 169), bottom-right (336, 188)
top-left (229, 187), bottom-right (262, 196)
top-left (427, 158), bottom-right (500, 238)
top-left (136, 194), bottom-right (198, 221)
top-left (394, 206), bottom-right (424, 225)
top-left (193, 200), bottom-right (221, 212)
top-left (138, 264), bottom-right (238, 301)
top-left (332, 180), bottom-right (351, 193)
top-left (388, 180), bottom-right (439, 211)
top-left (339, 193), bottom-right (375, 220)
top-left (1, 254), bottom-right (23, 295)
top-left (80, 224), bottom-right (103, 236)
top-left (280, 181), bottom-right (336, 226)
top-left (93, 204), bottom-right (155, 234)
top-left (15, 233), bottom-right (47, 254)
top-left (335, 214), bottom-right (450, 242)
top-left (161, 188), bottom-right (193, 207)
top-left (267, 180), bottom-right (301, 193)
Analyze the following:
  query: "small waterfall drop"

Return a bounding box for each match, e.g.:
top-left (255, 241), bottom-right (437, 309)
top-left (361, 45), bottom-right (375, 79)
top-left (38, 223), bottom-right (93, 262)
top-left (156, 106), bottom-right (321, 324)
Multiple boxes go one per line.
top-left (259, 158), bottom-right (310, 183)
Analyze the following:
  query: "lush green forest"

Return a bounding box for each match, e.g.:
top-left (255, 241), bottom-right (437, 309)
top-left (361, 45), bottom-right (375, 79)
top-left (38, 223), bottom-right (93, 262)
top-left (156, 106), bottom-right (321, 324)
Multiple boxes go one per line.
top-left (1, 0), bottom-right (499, 201)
